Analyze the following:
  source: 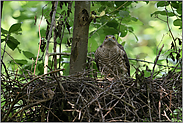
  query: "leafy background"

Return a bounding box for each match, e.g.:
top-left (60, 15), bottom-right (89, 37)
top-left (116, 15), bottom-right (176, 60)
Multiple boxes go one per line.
top-left (1, 1), bottom-right (182, 76)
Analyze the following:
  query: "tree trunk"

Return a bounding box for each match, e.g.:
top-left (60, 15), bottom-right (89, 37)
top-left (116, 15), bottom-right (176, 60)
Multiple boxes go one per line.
top-left (69, 1), bottom-right (90, 75)
top-left (1, 1), bottom-right (3, 19)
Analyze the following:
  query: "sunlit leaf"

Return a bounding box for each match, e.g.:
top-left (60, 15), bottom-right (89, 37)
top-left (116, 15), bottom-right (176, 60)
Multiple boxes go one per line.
top-left (99, 11), bottom-right (105, 17)
top-left (9, 23), bottom-right (22, 34)
top-left (144, 71), bottom-right (151, 77)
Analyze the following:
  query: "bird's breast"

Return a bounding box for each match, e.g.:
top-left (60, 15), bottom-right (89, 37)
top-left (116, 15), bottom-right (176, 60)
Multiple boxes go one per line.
top-left (100, 47), bottom-right (123, 63)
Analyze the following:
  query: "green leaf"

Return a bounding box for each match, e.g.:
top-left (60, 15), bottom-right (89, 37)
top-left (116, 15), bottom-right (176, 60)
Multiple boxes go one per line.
top-left (23, 51), bottom-right (36, 60)
top-left (38, 63), bottom-right (44, 74)
top-left (9, 23), bottom-right (22, 34)
top-left (120, 25), bottom-right (127, 37)
top-left (1, 28), bottom-right (9, 34)
top-left (157, 1), bottom-right (169, 7)
top-left (103, 27), bottom-right (118, 35)
top-left (12, 14), bottom-right (35, 21)
top-left (144, 71), bottom-right (151, 77)
top-left (131, 17), bottom-right (138, 22)
top-left (171, 1), bottom-right (179, 9)
top-left (119, 10), bottom-right (129, 18)
top-left (10, 59), bottom-right (28, 66)
top-left (106, 19), bottom-right (118, 29)
top-left (177, 4), bottom-right (182, 14)
top-left (7, 36), bottom-right (20, 50)
top-left (128, 27), bottom-right (134, 33)
top-left (17, 47), bottom-right (22, 53)
top-left (173, 19), bottom-right (182, 26)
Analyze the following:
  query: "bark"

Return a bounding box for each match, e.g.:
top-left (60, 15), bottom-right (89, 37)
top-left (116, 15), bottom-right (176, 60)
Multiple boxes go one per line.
top-left (1, 1), bottom-right (3, 19)
top-left (69, 1), bottom-right (90, 75)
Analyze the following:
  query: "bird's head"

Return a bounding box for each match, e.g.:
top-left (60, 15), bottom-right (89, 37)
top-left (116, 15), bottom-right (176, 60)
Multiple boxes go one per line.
top-left (103, 35), bottom-right (118, 47)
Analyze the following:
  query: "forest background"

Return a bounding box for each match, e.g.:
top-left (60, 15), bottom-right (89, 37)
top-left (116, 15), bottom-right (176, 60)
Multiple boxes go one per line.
top-left (1, 1), bottom-right (182, 122)
top-left (1, 1), bottom-right (182, 76)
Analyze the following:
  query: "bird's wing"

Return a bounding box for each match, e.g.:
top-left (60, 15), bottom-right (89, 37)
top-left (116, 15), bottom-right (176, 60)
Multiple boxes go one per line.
top-left (117, 43), bottom-right (130, 76)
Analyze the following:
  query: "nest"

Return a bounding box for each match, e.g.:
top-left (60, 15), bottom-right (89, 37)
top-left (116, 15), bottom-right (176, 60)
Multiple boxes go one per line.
top-left (1, 68), bottom-right (182, 122)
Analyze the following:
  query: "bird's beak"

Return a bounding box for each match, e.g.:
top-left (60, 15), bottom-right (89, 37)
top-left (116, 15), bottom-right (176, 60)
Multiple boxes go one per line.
top-left (108, 36), bottom-right (112, 41)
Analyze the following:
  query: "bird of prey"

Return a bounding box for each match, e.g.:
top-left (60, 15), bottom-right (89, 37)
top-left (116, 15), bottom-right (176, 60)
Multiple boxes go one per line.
top-left (95, 35), bottom-right (130, 79)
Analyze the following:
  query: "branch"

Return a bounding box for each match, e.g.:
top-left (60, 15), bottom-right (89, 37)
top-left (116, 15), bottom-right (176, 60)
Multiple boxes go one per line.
top-left (49, 52), bottom-right (179, 69)
top-left (8, 98), bottom-right (51, 121)
top-left (88, 22), bottom-right (107, 38)
top-left (44, 1), bottom-right (58, 74)
top-left (151, 44), bottom-right (164, 80)
top-left (1, 48), bottom-right (28, 82)
top-left (34, 4), bottom-right (47, 75)
top-left (1, 68), bottom-right (64, 122)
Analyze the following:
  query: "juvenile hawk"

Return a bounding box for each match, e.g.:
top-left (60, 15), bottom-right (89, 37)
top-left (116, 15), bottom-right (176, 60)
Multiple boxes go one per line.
top-left (95, 35), bottom-right (130, 79)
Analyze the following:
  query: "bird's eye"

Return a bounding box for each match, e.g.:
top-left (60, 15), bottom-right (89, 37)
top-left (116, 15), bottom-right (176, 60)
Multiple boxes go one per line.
top-left (112, 36), bottom-right (115, 40)
top-left (105, 36), bottom-right (108, 40)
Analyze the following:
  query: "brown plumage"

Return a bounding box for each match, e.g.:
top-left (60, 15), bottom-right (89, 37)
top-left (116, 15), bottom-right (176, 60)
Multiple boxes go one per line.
top-left (95, 35), bottom-right (130, 79)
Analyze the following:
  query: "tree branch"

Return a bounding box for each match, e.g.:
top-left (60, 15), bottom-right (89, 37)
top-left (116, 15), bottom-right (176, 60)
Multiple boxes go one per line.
top-left (44, 1), bottom-right (58, 74)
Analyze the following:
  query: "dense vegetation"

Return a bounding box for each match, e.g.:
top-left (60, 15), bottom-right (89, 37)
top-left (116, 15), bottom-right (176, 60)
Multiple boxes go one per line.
top-left (1, 1), bottom-right (182, 122)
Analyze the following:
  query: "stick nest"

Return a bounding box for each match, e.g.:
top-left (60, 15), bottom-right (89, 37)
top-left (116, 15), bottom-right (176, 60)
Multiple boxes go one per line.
top-left (1, 69), bottom-right (182, 122)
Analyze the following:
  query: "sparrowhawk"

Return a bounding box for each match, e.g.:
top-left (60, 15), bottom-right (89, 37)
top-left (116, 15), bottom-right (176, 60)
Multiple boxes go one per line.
top-left (95, 35), bottom-right (130, 79)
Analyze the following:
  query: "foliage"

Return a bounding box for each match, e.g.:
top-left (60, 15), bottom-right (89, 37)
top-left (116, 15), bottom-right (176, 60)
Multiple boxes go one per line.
top-left (1, 1), bottom-right (182, 122)
top-left (1, 1), bottom-right (182, 76)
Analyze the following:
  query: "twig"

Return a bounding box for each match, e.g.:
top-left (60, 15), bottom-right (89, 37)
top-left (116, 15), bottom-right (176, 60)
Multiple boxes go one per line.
top-left (88, 22), bottom-right (107, 38)
top-left (162, 110), bottom-right (171, 121)
top-left (49, 52), bottom-right (179, 69)
top-left (1, 59), bottom-right (9, 78)
top-left (1, 68), bottom-right (64, 122)
top-left (151, 44), bottom-right (164, 79)
top-left (148, 43), bottom-right (164, 122)
top-left (158, 88), bottom-right (163, 120)
top-left (83, 81), bottom-right (136, 109)
top-left (165, 7), bottom-right (176, 52)
top-left (7, 98), bottom-right (51, 121)
top-left (44, 1), bottom-right (58, 74)
top-left (103, 82), bottom-right (134, 118)
top-left (97, 99), bottom-right (105, 122)
top-left (34, 4), bottom-right (47, 75)
top-left (1, 34), bottom-right (9, 62)
top-left (108, 1), bottom-right (128, 14)
top-left (22, 68), bottom-right (65, 91)
top-left (53, 72), bottom-right (65, 94)
top-left (1, 48), bottom-right (28, 82)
